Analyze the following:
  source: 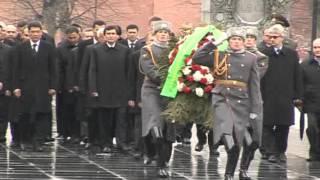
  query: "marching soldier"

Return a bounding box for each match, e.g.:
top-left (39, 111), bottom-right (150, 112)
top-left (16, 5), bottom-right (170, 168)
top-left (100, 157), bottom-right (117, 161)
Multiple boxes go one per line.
top-left (239, 27), bottom-right (269, 180)
top-left (139, 21), bottom-right (175, 178)
top-left (193, 27), bottom-right (262, 180)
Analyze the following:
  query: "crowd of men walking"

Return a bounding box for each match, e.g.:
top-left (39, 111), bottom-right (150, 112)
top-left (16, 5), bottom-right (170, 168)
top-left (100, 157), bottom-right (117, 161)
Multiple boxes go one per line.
top-left (0, 14), bottom-right (320, 180)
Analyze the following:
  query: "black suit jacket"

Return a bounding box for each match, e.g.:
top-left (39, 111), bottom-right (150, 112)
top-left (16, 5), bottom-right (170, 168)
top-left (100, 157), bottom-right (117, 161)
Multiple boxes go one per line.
top-left (0, 42), bottom-right (12, 94)
top-left (119, 39), bottom-right (144, 51)
top-left (76, 39), bottom-right (94, 86)
top-left (88, 43), bottom-right (130, 108)
top-left (13, 40), bottom-right (57, 113)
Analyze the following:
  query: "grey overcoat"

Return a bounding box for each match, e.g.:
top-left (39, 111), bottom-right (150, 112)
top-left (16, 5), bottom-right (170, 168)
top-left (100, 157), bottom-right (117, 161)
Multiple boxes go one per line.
top-left (193, 43), bottom-right (262, 146)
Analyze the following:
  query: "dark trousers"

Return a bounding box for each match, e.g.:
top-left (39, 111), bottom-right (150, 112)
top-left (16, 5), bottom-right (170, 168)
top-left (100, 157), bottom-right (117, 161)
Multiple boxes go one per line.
top-left (87, 108), bottom-right (98, 144)
top-left (133, 113), bottom-right (143, 151)
top-left (126, 107), bottom-right (136, 145)
top-left (76, 94), bottom-right (88, 139)
top-left (56, 93), bottom-right (63, 136)
top-left (0, 95), bottom-right (9, 142)
top-left (60, 93), bottom-right (79, 139)
top-left (144, 130), bottom-right (173, 168)
top-left (19, 112), bottom-right (51, 144)
top-left (262, 124), bottom-right (290, 155)
top-left (196, 124), bottom-right (213, 146)
top-left (95, 107), bottom-right (127, 147)
top-left (306, 113), bottom-right (320, 159)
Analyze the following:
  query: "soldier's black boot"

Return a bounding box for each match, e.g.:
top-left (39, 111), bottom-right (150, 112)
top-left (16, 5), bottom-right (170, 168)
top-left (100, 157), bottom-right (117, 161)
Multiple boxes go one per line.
top-left (151, 127), bottom-right (169, 178)
top-left (224, 145), bottom-right (240, 180)
top-left (156, 138), bottom-right (169, 178)
top-left (239, 170), bottom-right (251, 180)
top-left (239, 144), bottom-right (254, 180)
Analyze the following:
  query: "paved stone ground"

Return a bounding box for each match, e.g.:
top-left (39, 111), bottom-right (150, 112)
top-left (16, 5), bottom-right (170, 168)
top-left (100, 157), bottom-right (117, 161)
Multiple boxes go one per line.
top-left (0, 109), bottom-right (318, 180)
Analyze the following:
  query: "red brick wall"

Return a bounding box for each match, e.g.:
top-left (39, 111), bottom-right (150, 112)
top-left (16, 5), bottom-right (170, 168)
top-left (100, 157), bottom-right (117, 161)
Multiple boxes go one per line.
top-left (289, 0), bottom-right (313, 48)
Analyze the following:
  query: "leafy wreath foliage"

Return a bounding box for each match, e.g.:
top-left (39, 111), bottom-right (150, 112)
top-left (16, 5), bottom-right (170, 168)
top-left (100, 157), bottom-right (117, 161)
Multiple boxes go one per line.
top-left (157, 36), bottom-right (213, 129)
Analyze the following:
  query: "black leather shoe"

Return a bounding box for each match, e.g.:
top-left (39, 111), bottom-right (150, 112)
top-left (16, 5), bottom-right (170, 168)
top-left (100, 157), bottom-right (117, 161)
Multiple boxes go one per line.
top-left (261, 153), bottom-right (269, 160)
top-left (195, 143), bottom-right (204, 152)
top-left (239, 170), bottom-right (251, 180)
top-left (268, 155), bottom-right (278, 163)
top-left (20, 143), bottom-right (26, 151)
top-left (85, 143), bottom-right (91, 149)
top-left (45, 137), bottom-right (55, 142)
top-left (0, 138), bottom-right (6, 143)
top-left (182, 138), bottom-right (191, 145)
top-left (224, 174), bottom-right (234, 180)
top-left (102, 146), bottom-right (112, 153)
top-left (158, 168), bottom-right (169, 178)
top-left (279, 153), bottom-right (287, 162)
top-left (209, 147), bottom-right (220, 156)
top-left (118, 144), bottom-right (131, 152)
top-left (33, 145), bottom-right (44, 152)
top-left (143, 156), bottom-right (153, 165)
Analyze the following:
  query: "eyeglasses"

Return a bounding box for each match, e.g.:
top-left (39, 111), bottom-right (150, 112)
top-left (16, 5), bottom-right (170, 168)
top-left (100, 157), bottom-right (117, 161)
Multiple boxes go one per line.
top-left (267, 35), bottom-right (281, 39)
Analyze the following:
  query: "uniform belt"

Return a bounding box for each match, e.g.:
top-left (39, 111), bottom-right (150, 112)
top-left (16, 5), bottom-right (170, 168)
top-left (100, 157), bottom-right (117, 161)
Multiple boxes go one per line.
top-left (214, 80), bottom-right (247, 88)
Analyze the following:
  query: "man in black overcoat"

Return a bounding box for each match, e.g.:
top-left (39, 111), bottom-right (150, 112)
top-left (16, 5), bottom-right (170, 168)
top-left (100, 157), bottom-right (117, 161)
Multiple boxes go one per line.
top-left (0, 40), bottom-right (12, 143)
top-left (88, 25), bottom-right (130, 153)
top-left (260, 24), bottom-right (303, 163)
top-left (13, 21), bottom-right (57, 151)
top-left (56, 26), bottom-right (81, 142)
top-left (75, 20), bottom-right (105, 146)
top-left (301, 38), bottom-right (320, 161)
top-left (120, 24), bottom-right (144, 148)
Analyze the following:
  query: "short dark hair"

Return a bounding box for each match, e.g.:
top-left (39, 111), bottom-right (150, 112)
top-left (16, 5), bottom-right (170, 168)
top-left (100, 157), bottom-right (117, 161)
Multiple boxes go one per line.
top-left (28, 21), bottom-right (42, 30)
top-left (126, 24), bottom-right (139, 31)
top-left (103, 25), bottom-right (118, 35)
top-left (115, 25), bottom-right (122, 36)
top-left (92, 20), bottom-right (106, 28)
top-left (65, 26), bottom-right (79, 34)
top-left (270, 13), bottom-right (290, 27)
top-left (148, 16), bottom-right (162, 24)
top-left (17, 20), bottom-right (28, 28)
top-left (71, 23), bottom-right (82, 31)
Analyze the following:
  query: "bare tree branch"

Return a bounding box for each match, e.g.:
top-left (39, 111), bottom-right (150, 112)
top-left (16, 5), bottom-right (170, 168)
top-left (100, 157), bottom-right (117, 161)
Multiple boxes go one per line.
top-left (17, 0), bottom-right (42, 18)
top-left (70, 0), bottom-right (110, 21)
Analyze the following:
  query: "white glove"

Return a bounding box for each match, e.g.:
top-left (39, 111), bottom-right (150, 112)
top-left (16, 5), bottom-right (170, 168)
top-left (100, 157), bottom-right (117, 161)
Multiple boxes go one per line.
top-left (249, 113), bottom-right (258, 120)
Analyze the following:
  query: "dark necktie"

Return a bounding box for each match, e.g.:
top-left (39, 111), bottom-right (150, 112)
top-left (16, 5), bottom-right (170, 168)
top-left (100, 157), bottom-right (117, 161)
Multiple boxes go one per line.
top-left (32, 44), bottom-right (37, 54)
top-left (130, 42), bottom-right (135, 49)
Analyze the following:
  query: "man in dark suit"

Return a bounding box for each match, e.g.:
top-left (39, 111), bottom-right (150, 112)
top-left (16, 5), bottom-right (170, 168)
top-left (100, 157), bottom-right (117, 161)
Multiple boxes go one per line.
top-left (260, 24), bottom-right (303, 163)
top-left (88, 25), bottom-right (130, 153)
top-left (56, 26), bottom-right (81, 142)
top-left (0, 40), bottom-right (12, 143)
top-left (119, 24), bottom-right (144, 148)
top-left (301, 38), bottom-right (320, 161)
top-left (119, 24), bottom-right (143, 50)
top-left (73, 20), bottom-right (105, 146)
top-left (13, 21), bottom-right (57, 151)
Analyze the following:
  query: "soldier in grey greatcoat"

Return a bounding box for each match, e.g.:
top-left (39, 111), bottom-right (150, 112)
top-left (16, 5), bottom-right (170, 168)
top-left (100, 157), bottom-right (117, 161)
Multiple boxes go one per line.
top-left (193, 27), bottom-right (261, 180)
top-left (238, 27), bottom-right (269, 180)
top-left (139, 21), bottom-right (174, 178)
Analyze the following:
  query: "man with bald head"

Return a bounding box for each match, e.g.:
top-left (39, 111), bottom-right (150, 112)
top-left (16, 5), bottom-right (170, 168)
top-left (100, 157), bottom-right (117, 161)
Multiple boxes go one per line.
top-left (260, 24), bottom-right (303, 163)
top-left (4, 25), bottom-right (18, 46)
top-left (301, 38), bottom-right (320, 161)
